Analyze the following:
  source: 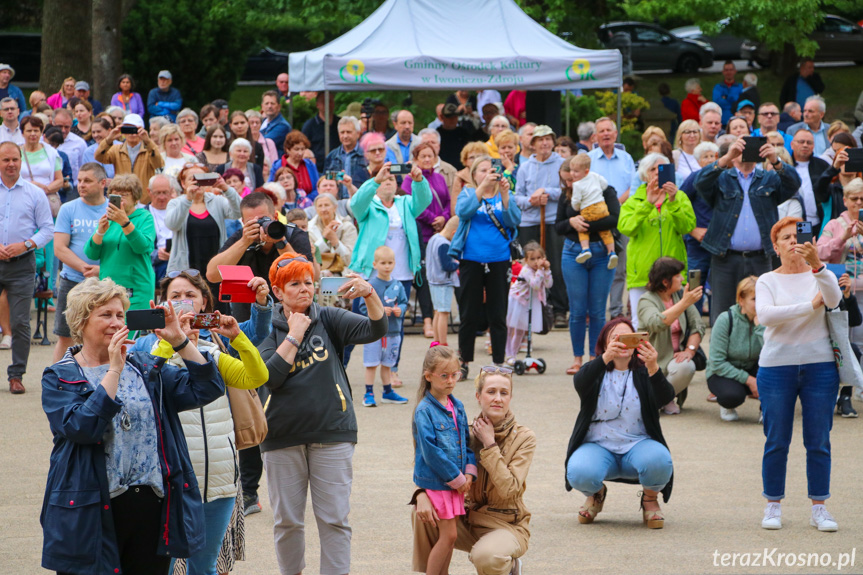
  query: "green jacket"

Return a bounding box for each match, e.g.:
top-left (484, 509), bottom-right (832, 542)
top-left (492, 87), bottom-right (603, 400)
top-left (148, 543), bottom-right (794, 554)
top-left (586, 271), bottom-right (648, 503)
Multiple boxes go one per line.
top-left (618, 183), bottom-right (696, 289)
top-left (348, 177), bottom-right (432, 278)
top-left (637, 290), bottom-right (705, 373)
top-left (705, 304), bottom-right (764, 383)
top-left (84, 208), bottom-right (156, 310)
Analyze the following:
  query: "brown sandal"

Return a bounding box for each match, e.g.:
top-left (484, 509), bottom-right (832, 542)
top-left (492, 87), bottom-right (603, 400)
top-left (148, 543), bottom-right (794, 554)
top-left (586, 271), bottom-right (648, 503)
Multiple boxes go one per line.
top-left (578, 484), bottom-right (607, 524)
top-left (566, 359), bottom-right (583, 375)
top-left (639, 492), bottom-right (664, 529)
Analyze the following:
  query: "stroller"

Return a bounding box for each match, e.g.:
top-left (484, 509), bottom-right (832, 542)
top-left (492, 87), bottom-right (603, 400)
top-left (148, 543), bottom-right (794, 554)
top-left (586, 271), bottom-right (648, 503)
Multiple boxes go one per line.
top-left (512, 277), bottom-right (546, 376)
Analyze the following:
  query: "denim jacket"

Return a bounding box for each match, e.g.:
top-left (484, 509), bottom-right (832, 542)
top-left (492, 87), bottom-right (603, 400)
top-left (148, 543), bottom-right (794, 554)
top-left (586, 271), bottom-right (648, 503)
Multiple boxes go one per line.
top-left (413, 392), bottom-right (477, 491)
top-left (695, 162), bottom-right (801, 257)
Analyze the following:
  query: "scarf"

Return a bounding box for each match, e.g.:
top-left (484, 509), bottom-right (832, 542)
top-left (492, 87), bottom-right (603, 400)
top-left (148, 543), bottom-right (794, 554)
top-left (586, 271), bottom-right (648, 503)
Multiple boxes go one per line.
top-left (471, 411), bottom-right (516, 455)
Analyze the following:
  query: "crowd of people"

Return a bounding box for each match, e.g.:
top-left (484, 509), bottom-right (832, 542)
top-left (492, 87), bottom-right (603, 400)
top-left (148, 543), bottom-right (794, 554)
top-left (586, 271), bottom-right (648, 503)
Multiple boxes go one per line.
top-left (1, 56), bottom-right (862, 575)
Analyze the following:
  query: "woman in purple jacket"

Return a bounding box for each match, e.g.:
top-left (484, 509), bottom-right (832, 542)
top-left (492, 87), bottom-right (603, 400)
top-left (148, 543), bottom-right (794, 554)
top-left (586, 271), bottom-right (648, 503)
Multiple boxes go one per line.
top-left (402, 142), bottom-right (451, 339)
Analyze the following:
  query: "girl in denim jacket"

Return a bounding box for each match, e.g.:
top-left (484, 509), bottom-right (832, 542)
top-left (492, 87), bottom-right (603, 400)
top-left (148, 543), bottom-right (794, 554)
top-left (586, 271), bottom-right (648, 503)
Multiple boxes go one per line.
top-left (412, 344), bottom-right (478, 575)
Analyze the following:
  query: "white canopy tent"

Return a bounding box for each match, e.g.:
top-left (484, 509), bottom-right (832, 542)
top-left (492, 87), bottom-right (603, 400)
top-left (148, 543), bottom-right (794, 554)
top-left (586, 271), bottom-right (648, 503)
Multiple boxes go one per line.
top-left (289, 0), bottom-right (623, 151)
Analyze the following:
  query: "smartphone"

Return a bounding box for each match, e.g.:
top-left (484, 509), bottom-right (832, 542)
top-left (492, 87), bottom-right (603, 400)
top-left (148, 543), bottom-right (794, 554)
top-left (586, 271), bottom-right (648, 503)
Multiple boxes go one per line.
top-left (658, 163), bottom-right (674, 187)
top-left (126, 308), bottom-right (165, 331)
top-left (190, 313), bottom-right (221, 329)
top-left (389, 163), bottom-right (412, 176)
top-left (165, 238), bottom-right (172, 253)
top-left (491, 159), bottom-right (504, 174)
top-left (161, 299), bottom-right (194, 316)
top-left (742, 136), bottom-right (768, 163)
top-left (618, 332), bottom-right (649, 349)
top-left (845, 148), bottom-right (863, 173)
top-left (825, 263), bottom-right (847, 279)
top-left (688, 269), bottom-right (701, 289)
top-left (120, 125), bottom-right (138, 135)
top-left (325, 170), bottom-right (344, 180)
top-left (796, 221), bottom-right (813, 245)
top-left (194, 173), bottom-right (219, 186)
top-left (108, 194), bottom-right (122, 209)
top-left (859, 209), bottom-right (863, 222)
top-left (320, 276), bottom-right (351, 297)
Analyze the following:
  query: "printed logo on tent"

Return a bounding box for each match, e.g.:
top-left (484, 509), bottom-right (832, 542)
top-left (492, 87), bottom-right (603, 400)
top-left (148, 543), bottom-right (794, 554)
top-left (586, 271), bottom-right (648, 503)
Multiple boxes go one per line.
top-left (566, 59), bottom-right (596, 82)
top-left (339, 59), bottom-right (372, 84)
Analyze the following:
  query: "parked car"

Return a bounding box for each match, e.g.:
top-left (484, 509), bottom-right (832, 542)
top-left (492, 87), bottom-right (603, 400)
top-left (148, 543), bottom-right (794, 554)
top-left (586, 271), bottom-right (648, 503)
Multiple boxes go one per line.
top-left (741, 15), bottom-right (863, 67)
top-left (241, 47), bottom-right (290, 82)
top-left (671, 18), bottom-right (746, 61)
top-left (0, 33), bottom-right (41, 83)
top-left (598, 22), bottom-right (714, 73)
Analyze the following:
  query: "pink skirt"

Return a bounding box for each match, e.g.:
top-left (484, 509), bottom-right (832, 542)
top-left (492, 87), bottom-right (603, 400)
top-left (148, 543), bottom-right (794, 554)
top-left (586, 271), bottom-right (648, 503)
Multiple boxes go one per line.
top-left (426, 489), bottom-right (466, 520)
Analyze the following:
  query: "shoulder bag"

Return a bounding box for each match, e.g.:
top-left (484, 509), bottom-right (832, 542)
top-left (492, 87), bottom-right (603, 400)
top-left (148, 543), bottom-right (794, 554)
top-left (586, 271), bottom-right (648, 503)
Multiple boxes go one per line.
top-left (826, 306), bottom-right (863, 389)
top-left (483, 199), bottom-right (523, 261)
top-left (214, 335), bottom-right (269, 450)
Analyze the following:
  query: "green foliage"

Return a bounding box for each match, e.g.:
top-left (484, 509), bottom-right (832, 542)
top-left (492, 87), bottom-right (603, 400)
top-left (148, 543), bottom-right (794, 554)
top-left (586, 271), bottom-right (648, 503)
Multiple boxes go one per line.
top-left (122, 0), bottom-right (253, 111)
top-left (594, 91), bottom-right (650, 134)
top-left (286, 95), bottom-right (318, 128)
top-left (562, 93), bottom-right (603, 136)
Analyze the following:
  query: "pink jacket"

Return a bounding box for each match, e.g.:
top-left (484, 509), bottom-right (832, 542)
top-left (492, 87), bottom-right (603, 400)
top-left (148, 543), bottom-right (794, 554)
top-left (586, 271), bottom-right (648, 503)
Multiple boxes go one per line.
top-left (46, 92), bottom-right (67, 110)
top-left (508, 265), bottom-right (552, 306)
top-left (817, 211), bottom-right (863, 287)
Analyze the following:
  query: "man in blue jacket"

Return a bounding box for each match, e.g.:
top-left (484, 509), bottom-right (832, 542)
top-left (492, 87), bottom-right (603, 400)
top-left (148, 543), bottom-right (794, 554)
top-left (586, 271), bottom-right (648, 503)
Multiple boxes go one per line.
top-left (712, 61), bottom-right (743, 125)
top-left (261, 90), bottom-right (291, 156)
top-left (147, 70), bottom-right (183, 122)
top-left (0, 64), bottom-right (26, 113)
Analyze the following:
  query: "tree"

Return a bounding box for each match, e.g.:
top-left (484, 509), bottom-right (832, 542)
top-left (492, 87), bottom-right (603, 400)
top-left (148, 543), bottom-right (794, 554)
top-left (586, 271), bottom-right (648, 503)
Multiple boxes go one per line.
top-left (39, 0), bottom-right (92, 95)
top-left (91, 0), bottom-right (125, 104)
top-left (121, 0), bottom-right (253, 111)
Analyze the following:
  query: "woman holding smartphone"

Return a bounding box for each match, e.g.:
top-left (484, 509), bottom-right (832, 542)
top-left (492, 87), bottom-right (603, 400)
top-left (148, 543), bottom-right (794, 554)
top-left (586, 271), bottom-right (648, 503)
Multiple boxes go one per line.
top-left (756, 216), bottom-right (842, 531)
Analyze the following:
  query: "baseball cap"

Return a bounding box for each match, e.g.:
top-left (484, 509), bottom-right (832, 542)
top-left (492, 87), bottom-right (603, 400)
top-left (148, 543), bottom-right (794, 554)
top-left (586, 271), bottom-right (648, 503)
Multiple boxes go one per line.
top-left (531, 125), bottom-right (556, 141)
top-left (0, 64), bottom-right (15, 79)
top-left (442, 103), bottom-right (459, 117)
top-left (212, 99), bottom-right (229, 110)
top-left (123, 113), bottom-right (145, 129)
top-left (158, 70), bottom-right (172, 80)
top-left (736, 99), bottom-right (755, 111)
top-left (75, 81), bottom-right (90, 92)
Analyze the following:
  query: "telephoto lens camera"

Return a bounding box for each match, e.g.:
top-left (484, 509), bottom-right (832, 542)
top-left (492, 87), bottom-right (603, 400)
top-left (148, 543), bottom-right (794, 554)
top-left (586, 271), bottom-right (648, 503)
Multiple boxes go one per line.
top-left (257, 216), bottom-right (286, 240)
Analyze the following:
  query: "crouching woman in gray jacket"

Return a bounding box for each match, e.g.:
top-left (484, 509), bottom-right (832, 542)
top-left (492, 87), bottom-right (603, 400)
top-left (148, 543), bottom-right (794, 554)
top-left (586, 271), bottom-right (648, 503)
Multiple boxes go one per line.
top-left (258, 252), bottom-right (388, 575)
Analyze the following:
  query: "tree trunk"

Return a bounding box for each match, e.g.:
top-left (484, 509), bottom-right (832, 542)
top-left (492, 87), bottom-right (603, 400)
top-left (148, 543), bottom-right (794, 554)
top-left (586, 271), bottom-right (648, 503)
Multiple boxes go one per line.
top-left (771, 43), bottom-right (798, 79)
top-left (92, 0), bottom-right (122, 104)
top-left (40, 0), bottom-right (92, 96)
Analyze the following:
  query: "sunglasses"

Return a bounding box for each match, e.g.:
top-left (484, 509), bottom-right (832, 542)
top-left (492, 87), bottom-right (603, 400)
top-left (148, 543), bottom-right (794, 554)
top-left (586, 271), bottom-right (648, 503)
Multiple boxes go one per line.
top-left (166, 269), bottom-right (201, 279)
top-left (481, 365), bottom-right (513, 375)
top-left (183, 162), bottom-right (206, 168)
top-left (277, 255), bottom-right (310, 268)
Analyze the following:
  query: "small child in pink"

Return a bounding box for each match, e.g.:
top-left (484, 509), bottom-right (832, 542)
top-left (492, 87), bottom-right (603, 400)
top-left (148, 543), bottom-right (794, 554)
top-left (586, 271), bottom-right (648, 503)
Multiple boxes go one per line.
top-left (505, 241), bottom-right (552, 365)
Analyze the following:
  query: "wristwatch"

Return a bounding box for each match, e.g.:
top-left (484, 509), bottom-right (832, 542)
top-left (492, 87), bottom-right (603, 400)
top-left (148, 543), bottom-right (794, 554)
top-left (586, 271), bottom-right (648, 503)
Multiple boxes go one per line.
top-left (121, 220), bottom-right (132, 228)
top-left (274, 240), bottom-right (287, 250)
top-left (24, 240), bottom-right (34, 251)
top-left (687, 345), bottom-right (697, 353)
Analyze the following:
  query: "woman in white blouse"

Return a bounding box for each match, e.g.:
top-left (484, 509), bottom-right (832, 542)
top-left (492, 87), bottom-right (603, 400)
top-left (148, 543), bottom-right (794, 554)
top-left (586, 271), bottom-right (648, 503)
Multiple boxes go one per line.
top-left (672, 119), bottom-right (701, 181)
top-left (565, 317), bottom-right (675, 529)
top-left (755, 216), bottom-right (842, 532)
top-left (159, 123), bottom-right (196, 179)
top-left (309, 193), bottom-right (357, 273)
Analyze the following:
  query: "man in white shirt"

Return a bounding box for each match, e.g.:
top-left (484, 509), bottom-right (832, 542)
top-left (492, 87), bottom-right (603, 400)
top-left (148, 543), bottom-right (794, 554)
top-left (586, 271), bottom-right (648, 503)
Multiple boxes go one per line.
top-left (787, 95), bottom-right (830, 156)
top-left (789, 129), bottom-right (829, 230)
top-left (51, 108), bottom-right (87, 185)
top-left (0, 97), bottom-right (23, 145)
top-left (147, 174), bottom-right (177, 284)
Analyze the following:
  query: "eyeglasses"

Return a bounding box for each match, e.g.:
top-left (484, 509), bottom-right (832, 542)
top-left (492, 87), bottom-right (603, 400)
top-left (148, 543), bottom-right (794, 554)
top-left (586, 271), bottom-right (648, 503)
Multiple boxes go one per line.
top-left (681, 130), bottom-right (700, 135)
top-left (1, 107), bottom-right (16, 112)
top-left (277, 255), bottom-right (310, 268)
top-left (432, 372), bottom-right (461, 381)
top-left (846, 196), bottom-right (863, 204)
top-left (367, 147), bottom-right (386, 154)
top-left (758, 112), bottom-right (779, 117)
top-left (166, 269), bottom-right (201, 279)
top-left (481, 365), bottom-right (513, 375)
top-left (183, 162), bottom-right (206, 168)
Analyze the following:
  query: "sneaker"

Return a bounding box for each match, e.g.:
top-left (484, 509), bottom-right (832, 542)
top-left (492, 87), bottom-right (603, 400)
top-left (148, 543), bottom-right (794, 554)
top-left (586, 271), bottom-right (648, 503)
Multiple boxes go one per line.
top-left (510, 557), bottom-right (523, 575)
top-left (720, 407), bottom-right (740, 422)
top-left (662, 400), bottom-right (680, 415)
top-left (381, 390), bottom-right (409, 404)
top-left (0, 335), bottom-right (11, 350)
top-left (810, 505), bottom-right (838, 532)
top-left (575, 250), bottom-right (592, 264)
top-left (761, 502), bottom-right (782, 530)
top-left (706, 393), bottom-right (718, 402)
top-left (363, 392), bottom-right (377, 407)
top-left (607, 252), bottom-right (618, 270)
top-left (505, 357), bottom-right (516, 367)
top-left (837, 395), bottom-right (858, 418)
top-left (243, 494), bottom-right (262, 516)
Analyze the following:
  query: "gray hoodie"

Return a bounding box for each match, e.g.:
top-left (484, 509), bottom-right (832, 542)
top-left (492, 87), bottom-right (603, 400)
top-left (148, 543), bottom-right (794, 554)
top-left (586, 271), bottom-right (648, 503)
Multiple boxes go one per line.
top-left (258, 302), bottom-right (387, 451)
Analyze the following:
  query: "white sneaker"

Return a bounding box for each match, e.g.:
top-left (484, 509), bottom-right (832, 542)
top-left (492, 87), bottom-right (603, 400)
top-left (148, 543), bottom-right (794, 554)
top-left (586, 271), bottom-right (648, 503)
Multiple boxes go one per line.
top-left (762, 502), bottom-right (782, 529)
top-left (720, 407), bottom-right (739, 422)
top-left (0, 335), bottom-right (11, 350)
top-left (810, 505), bottom-right (838, 532)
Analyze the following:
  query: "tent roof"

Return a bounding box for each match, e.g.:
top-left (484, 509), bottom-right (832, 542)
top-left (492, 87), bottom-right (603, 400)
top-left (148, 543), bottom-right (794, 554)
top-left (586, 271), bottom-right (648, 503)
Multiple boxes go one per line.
top-left (289, 0), bottom-right (622, 92)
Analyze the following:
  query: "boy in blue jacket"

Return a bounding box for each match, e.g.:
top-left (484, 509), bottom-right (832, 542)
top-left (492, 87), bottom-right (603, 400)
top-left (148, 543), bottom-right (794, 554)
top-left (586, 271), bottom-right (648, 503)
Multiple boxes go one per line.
top-left (360, 246), bottom-right (409, 407)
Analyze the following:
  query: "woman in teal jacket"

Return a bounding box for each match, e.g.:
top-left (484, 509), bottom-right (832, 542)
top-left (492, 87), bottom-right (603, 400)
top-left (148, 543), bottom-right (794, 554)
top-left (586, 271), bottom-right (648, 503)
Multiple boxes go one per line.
top-left (618, 153), bottom-right (696, 329)
top-left (84, 174), bottom-right (156, 311)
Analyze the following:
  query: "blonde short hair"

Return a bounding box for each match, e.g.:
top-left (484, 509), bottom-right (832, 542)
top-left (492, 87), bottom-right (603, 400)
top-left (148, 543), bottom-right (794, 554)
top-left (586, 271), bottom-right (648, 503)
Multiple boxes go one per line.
top-left (460, 141), bottom-right (490, 168)
top-left (674, 119), bottom-right (700, 149)
top-left (494, 129), bottom-right (519, 148)
top-left (474, 367), bottom-right (513, 393)
top-left (65, 277), bottom-right (130, 344)
top-left (109, 173), bottom-right (143, 203)
top-left (158, 123), bottom-right (186, 150)
top-left (736, 276), bottom-right (758, 302)
top-left (844, 178), bottom-right (863, 198)
top-left (570, 154), bottom-right (591, 170)
top-left (641, 126), bottom-right (667, 149)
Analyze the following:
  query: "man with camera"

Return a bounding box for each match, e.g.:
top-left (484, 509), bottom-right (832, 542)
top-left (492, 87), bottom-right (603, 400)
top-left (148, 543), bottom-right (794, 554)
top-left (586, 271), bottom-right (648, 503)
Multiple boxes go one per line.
top-left (95, 113), bottom-right (164, 204)
top-left (206, 191), bottom-right (313, 322)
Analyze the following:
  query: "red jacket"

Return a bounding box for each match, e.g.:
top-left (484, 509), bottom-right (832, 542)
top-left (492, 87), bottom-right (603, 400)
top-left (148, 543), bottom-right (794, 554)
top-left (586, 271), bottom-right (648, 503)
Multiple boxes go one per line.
top-left (681, 92), bottom-right (704, 123)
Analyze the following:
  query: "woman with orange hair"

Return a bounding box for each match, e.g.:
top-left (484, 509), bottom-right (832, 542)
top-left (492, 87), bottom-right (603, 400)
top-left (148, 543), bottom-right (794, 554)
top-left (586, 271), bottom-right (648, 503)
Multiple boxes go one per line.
top-left (258, 253), bottom-right (387, 575)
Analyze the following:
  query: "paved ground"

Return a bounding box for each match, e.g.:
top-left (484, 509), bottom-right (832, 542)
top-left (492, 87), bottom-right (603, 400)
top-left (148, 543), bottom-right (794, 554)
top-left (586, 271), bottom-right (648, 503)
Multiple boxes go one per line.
top-left (2, 311), bottom-right (863, 575)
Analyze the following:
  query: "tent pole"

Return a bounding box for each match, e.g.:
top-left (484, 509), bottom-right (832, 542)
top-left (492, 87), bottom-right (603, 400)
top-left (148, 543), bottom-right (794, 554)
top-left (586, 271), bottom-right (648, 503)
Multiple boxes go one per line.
top-left (288, 94), bottom-right (294, 127)
top-left (324, 89), bottom-right (331, 158)
top-left (565, 91), bottom-right (570, 137)
top-left (616, 89), bottom-right (622, 143)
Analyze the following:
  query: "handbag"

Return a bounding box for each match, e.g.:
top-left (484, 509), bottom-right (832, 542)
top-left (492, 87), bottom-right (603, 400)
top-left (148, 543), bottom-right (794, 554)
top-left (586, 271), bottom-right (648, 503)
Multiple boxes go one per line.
top-left (825, 307), bottom-right (863, 389)
top-left (320, 252), bottom-right (345, 273)
top-left (539, 302), bottom-right (554, 335)
top-left (23, 148), bottom-right (61, 217)
top-left (483, 200), bottom-right (523, 260)
top-left (213, 336), bottom-right (269, 449)
top-left (681, 325), bottom-right (707, 371)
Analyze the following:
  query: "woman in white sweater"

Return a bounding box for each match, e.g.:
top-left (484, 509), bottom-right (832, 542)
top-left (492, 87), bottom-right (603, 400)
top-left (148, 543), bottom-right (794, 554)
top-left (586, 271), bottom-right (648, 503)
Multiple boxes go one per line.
top-left (755, 216), bottom-right (842, 533)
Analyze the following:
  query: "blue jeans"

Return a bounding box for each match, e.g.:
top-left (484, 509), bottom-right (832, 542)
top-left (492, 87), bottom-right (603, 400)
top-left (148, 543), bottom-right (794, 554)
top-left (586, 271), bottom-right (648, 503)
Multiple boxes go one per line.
top-left (566, 439), bottom-right (673, 496)
top-left (561, 239), bottom-right (615, 357)
top-left (757, 362), bottom-right (839, 500)
top-left (169, 495), bottom-right (235, 575)
top-left (684, 237), bottom-right (711, 314)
